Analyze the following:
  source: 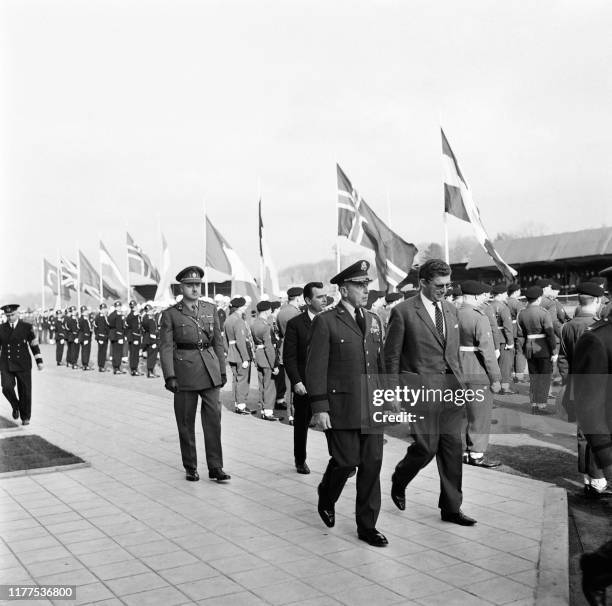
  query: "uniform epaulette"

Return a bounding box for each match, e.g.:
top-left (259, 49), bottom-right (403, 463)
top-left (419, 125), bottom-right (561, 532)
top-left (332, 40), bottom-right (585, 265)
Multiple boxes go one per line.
top-left (173, 302), bottom-right (183, 311)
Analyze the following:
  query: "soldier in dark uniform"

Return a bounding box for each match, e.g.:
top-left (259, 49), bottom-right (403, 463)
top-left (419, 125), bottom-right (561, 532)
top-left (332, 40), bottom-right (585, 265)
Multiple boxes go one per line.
top-left (160, 266), bottom-right (230, 482)
top-left (64, 306), bottom-right (80, 369)
top-left (41, 310), bottom-right (51, 344)
top-left (305, 260), bottom-right (388, 547)
top-left (276, 287), bottom-right (303, 411)
top-left (94, 303), bottom-right (110, 372)
top-left (141, 304), bottom-right (160, 378)
top-left (77, 305), bottom-right (93, 370)
top-left (108, 301), bottom-right (126, 374)
top-left (53, 309), bottom-right (66, 365)
top-left (125, 300), bottom-right (142, 376)
top-left (517, 286), bottom-right (557, 414)
top-left (224, 297), bottom-right (252, 415)
top-left (251, 301), bottom-right (279, 421)
top-left (490, 283), bottom-right (515, 394)
top-left (506, 283), bottom-right (526, 382)
top-left (0, 304), bottom-right (43, 424)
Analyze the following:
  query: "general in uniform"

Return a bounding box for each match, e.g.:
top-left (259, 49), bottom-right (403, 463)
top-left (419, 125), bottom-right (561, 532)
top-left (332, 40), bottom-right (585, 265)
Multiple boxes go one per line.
top-left (160, 266), bottom-right (230, 482)
top-left (305, 260), bottom-right (388, 547)
top-left (94, 303), bottom-right (110, 372)
top-left (0, 304), bottom-right (44, 424)
top-left (77, 306), bottom-right (93, 370)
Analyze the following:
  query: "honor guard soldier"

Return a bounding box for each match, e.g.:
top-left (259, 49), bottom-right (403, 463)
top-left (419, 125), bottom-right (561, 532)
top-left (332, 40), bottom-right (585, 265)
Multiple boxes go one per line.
top-left (537, 279), bottom-right (564, 338)
top-left (125, 300), bottom-right (142, 376)
top-left (517, 286), bottom-right (557, 414)
top-left (0, 304), bottom-right (43, 424)
top-left (490, 283), bottom-right (515, 394)
top-left (78, 306), bottom-right (93, 370)
top-left (94, 303), bottom-right (111, 372)
top-left (65, 307), bottom-right (80, 368)
top-left (224, 297), bottom-right (253, 414)
top-left (480, 288), bottom-right (502, 360)
top-left (458, 281), bottom-right (502, 468)
top-left (506, 283), bottom-right (526, 382)
top-left (251, 301), bottom-right (280, 421)
top-left (108, 301), bottom-right (126, 374)
top-left (142, 304), bottom-right (160, 378)
top-left (53, 309), bottom-right (66, 365)
top-left (305, 260), bottom-right (388, 547)
top-left (159, 266), bottom-right (230, 482)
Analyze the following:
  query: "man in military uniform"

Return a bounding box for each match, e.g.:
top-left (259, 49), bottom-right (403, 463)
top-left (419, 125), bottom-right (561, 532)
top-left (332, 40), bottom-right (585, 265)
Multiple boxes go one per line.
top-left (78, 305), bottom-right (93, 370)
top-left (53, 309), bottom-right (66, 366)
top-left (276, 286), bottom-right (303, 411)
top-left (517, 286), bottom-right (557, 414)
top-left (480, 287), bottom-right (502, 361)
top-left (160, 266), bottom-right (230, 483)
top-left (108, 301), bottom-right (126, 374)
top-left (0, 304), bottom-right (43, 424)
top-left (224, 297), bottom-right (252, 415)
top-left (142, 304), bottom-right (160, 378)
top-left (537, 279), bottom-right (565, 339)
top-left (251, 301), bottom-right (279, 421)
top-left (65, 306), bottom-right (80, 369)
top-left (306, 260), bottom-right (388, 547)
top-left (125, 300), bottom-right (142, 376)
top-left (458, 281), bottom-right (502, 468)
top-left (94, 303), bottom-right (110, 372)
top-left (490, 283), bottom-right (515, 394)
top-left (506, 283), bottom-right (526, 382)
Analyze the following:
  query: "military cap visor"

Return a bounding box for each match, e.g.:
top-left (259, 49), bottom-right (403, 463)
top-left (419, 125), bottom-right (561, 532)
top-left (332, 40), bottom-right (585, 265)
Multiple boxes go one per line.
top-left (256, 301), bottom-right (272, 312)
top-left (1, 304), bottom-right (19, 314)
top-left (578, 282), bottom-right (604, 297)
top-left (113, 300), bottom-right (122, 307)
top-left (330, 260), bottom-right (372, 285)
top-left (230, 296), bottom-right (246, 308)
top-left (80, 305), bottom-right (88, 312)
top-left (99, 303), bottom-right (108, 309)
top-left (287, 287), bottom-right (303, 297)
top-left (176, 266), bottom-right (205, 284)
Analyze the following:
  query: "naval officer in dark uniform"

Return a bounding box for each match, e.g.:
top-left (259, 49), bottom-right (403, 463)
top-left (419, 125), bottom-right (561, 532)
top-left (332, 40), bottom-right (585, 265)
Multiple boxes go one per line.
top-left (160, 266), bottom-right (230, 482)
top-left (305, 260), bottom-right (388, 547)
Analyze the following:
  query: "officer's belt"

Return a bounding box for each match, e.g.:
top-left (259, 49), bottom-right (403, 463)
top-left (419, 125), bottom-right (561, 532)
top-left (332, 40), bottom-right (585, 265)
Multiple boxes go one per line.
top-left (228, 339), bottom-right (237, 345)
top-left (255, 344), bottom-right (265, 349)
top-left (527, 334), bottom-right (545, 339)
top-left (459, 346), bottom-right (478, 352)
top-left (176, 342), bottom-right (210, 350)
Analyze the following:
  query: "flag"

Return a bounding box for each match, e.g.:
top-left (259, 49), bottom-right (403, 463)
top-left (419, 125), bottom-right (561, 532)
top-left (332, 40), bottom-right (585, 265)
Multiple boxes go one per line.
top-left (78, 250), bottom-right (119, 300)
top-left (337, 164), bottom-right (418, 290)
top-left (441, 128), bottom-right (517, 281)
top-left (154, 232), bottom-right (172, 302)
top-left (258, 199), bottom-right (280, 296)
top-left (60, 257), bottom-right (78, 293)
top-left (100, 240), bottom-right (127, 299)
top-left (206, 216), bottom-right (258, 301)
top-left (127, 232), bottom-right (160, 284)
top-left (43, 258), bottom-right (61, 296)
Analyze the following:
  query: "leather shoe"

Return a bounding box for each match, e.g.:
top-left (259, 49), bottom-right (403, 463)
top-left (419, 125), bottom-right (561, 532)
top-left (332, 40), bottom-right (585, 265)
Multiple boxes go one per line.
top-left (500, 388), bottom-right (516, 395)
top-left (441, 510), bottom-right (476, 526)
top-left (234, 406), bottom-right (251, 415)
top-left (208, 468), bottom-right (231, 482)
top-left (317, 485), bottom-right (335, 528)
top-left (261, 413), bottom-right (279, 421)
top-left (357, 528), bottom-right (388, 547)
top-left (185, 470), bottom-right (200, 481)
top-left (467, 456), bottom-right (501, 468)
top-left (22, 419), bottom-right (30, 426)
top-left (583, 485), bottom-right (612, 499)
top-left (295, 463), bottom-right (310, 475)
top-left (391, 475), bottom-right (406, 511)
top-left (11, 408), bottom-right (19, 420)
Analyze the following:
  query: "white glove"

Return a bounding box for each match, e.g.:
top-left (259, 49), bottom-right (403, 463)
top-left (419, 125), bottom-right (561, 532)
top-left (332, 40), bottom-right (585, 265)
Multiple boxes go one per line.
top-left (75, 338), bottom-right (79, 344)
top-left (98, 340), bottom-right (104, 345)
top-left (118, 339), bottom-right (124, 344)
top-left (151, 344), bottom-right (157, 349)
top-left (241, 360), bottom-right (249, 369)
top-left (84, 340), bottom-right (89, 345)
top-left (134, 341), bottom-right (139, 345)
top-left (60, 339), bottom-right (65, 345)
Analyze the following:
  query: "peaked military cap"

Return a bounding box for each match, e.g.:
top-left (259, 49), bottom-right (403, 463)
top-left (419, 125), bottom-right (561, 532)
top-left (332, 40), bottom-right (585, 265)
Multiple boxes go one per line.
top-left (287, 287), bottom-right (303, 298)
top-left (550, 281), bottom-right (562, 291)
top-left (143, 304), bottom-right (152, 312)
top-left (176, 266), bottom-right (204, 284)
top-left (113, 300), bottom-right (122, 308)
top-left (129, 299), bottom-right (136, 307)
top-left (55, 309), bottom-right (63, 315)
top-left (80, 305), bottom-right (88, 312)
top-left (461, 281), bottom-right (489, 296)
top-left (1, 304), bottom-right (19, 314)
top-left (385, 292), bottom-right (403, 304)
top-left (230, 296), bottom-right (246, 308)
top-left (99, 303), bottom-right (108, 310)
top-left (577, 282), bottom-right (604, 297)
top-left (525, 285), bottom-right (543, 299)
top-left (256, 301), bottom-right (272, 312)
top-left (507, 283), bottom-right (521, 295)
top-left (491, 283), bottom-right (507, 295)
top-left (330, 260), bottom-right (372, 285)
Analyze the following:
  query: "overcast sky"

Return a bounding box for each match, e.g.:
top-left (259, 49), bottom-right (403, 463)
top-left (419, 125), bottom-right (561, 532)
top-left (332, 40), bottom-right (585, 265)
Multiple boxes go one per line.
top-left (1, 0), bottom-right (611, 297)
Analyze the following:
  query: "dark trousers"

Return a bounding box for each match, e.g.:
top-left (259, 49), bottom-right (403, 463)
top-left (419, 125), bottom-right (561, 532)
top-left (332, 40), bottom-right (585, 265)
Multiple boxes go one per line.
top-left (111, 341), bottom-right (123, 370)
top-left (461, 385), bottom-right (492, 454)
top-left (81, 339), bottom-right (91, 367)
top-left (393, 404), bottom-right (464, 513)
top-left (55, 340), bottom-right (65, 364)
top-left (319, 429), bottom-right (383, 531)
top-left (527, 357), bottom-right (553, 403)
top-left (145, 345), bottom-right (158, 371)
top-left (1, 369), bottom-right (32, 421)
top-left (257, 366), bottom-right (276, 410)
top-left (128, 341), bottom-right (140, 371)
top-left (578, 429), bottom-right (605, 480)
top-left (97, 338), bottom-right (109, 369)
top-left (174, 388), bottom-right (223, 472)
top-left (229, 362), bottom-right (250, 404)
top-left (513, 339), bottom-right (526, 375)
top-left (293, 393), bottom-right (312, 465)
top-left (67, 341), bottom-right (80, 365)
top-left (499, 345), bottom-right (513, 386)
top-left (274, 364), bottom-right (287, 402)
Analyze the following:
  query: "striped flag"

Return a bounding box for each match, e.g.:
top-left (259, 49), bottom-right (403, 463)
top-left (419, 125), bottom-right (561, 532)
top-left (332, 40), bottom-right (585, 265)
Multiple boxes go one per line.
top-left (43, 258), bottom-right (61, 296)
top-left (441, 128), bottom-right (517, 281)
top-left (60, 257), bottom-right (78, 292)
top-left (258, 198), bottom-right (280, 296)
top-left (78, 250), bottom-right (119, 300)
top-left (337, 164), bottom-right (417, 290)
top-left (127, 232), bottom-right (160, 284)
top-left (154, 232), bottom-right (172, 302)
top-left (100, 240), bottom-right (127, 299)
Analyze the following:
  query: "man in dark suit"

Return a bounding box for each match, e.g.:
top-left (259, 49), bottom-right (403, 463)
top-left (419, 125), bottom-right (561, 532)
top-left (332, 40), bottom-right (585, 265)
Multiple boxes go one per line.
top-left (160, 266), bottom-right (229, 483)
top-left (305, 260), bottom-right (388, 547)
top-left (284, 281), bottom-right (327, 474)
top-left (0, 304), bottom-right (43, 424)
top-left (385, 258), bottom-right (476, 526)
top-left (94, 303), bottom-right (110, 372)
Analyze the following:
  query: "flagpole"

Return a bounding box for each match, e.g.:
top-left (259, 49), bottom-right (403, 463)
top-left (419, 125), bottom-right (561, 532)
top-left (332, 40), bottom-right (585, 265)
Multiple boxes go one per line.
top-left (443, 212), bottom-right (450, 264)
top-left (157, 214), bottom-right (162, 302)
top-left (203, 199), bottom-right (208, 298)
top-left (386, 188), bottom-right (392, 226)
top-left (125, 231), bottom-right (131, 302)
top-left (41, 258), bottom-right (45, 312)
top-left (76, 243), bottom-right (81, 309)
top-left (98, 237), bottom-right (103, 303)
top-left (258, 181), bottom-right (264, 298)
top-left (56, 249), bottom-right (62, 309)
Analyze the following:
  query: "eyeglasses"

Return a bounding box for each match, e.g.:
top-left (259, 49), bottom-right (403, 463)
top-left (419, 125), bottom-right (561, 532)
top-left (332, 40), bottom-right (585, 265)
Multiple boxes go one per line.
top-left (426, 281), bottom-right (451, 292)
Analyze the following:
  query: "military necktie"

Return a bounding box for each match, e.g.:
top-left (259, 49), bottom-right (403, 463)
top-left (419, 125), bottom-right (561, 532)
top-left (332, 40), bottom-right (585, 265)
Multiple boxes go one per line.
top-left (355, 307), bottom-right (366, 335)
top-left (433, 302), bottom-right (445, 342)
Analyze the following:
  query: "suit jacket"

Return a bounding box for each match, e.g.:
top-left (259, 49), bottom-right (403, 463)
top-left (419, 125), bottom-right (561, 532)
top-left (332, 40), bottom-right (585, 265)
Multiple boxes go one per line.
top-left (276, 303), bottom-right (301, 360)
top-left (250, 317), bottom-right (276, 369)
top-left (305, 303), bottom-right (385, 430)
top-left (224, 312), bottom-right (252, 364)
top-left (283, 310), bottom-right (312, 386)
top-left (159, 300), bottom-right (226, 391)
top-left (0, 321), bottom-right (42, 372)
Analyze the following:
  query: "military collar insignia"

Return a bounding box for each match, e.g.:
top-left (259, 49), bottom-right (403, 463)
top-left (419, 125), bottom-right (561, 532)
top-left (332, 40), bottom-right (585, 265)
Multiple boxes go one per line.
top-left (370, 321), bottom-right (380, 335)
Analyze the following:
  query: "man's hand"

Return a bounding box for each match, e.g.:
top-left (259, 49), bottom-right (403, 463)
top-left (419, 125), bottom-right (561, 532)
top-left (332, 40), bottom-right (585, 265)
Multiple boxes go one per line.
top-left (241, 360), bottom-right (249, 369)
top-left (165, 378), bottom-right (179, 393)
top-left (312, 411), bottom-right (332, 430)
top-left (36, 363), bottom-right (44, 371)
top-left (272, 367), bottom-right (279, 375)
top-left (490, 381), bottom-right (501, 394)
top-left (294, 382), bottom-right (307, 396)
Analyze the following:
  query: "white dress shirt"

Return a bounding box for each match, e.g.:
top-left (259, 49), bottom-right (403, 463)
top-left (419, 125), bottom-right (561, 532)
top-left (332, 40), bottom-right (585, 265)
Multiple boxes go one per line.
top-left (420, 292), bottom-right (446, 337)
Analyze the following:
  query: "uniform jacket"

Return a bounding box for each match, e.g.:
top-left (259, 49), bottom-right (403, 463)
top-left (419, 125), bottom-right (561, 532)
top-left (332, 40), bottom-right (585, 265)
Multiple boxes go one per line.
top-left (125, 311), bottom-right (142, 344)
top-left (276, 303), bottom-right (301, 360)
top-left (0, 321), bottom-right (42, 372)
top-left (107, 311), bottom-right (125, 342)
top-left (506, 297), bottom-right (524, 339)
top-left (305, 302), bottom-right (384, 429)
top-left (490, 300), bottom-right (513, 345)
top-left (457, 304), bottom-right (501, 385)
top-left (283, 310), bottom-right (312, 386)
top-left (160, 300), bottom-right (226, 391)
top-left (250, 317), bottom-right (276, 369)
top-left (142, 315), bottom-right (159, 348)
top-left (224, 311), bottom-right (252, 364)
top-left (541, 296), bottom-right (563, 339)
top-left (480, 302), bottom-right (502, 350)
top-left (53, 317), bottom-right (66, 341)
top-left (94, 313), bottom-right (110, 340)
top-left (574, 320), bottom-right (612, 470)
top-left (77, 316), bottom-right (92, 342)
top-left (517, 304), bottom-right (557, 358)
top-left (65, 316), bottom-right (79, 343)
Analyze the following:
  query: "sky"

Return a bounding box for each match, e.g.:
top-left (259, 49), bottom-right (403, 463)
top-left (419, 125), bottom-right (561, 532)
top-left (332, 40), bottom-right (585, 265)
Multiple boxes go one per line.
top-left (1, 0), bottom-right (611, 297)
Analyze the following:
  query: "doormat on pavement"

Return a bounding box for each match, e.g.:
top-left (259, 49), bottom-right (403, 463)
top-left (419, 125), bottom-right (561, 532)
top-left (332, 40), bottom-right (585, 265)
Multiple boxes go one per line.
top-left (0, 435), bottom-right (85, 473)
top-left (0, 416), bottom-right (18, 429)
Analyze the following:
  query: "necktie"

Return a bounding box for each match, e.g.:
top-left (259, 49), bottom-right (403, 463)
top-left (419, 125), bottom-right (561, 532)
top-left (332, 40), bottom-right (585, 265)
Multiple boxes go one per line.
top-left (355, 308), bottom-right (366, 335)
top-left (433, 302), bottom-right (445, 341)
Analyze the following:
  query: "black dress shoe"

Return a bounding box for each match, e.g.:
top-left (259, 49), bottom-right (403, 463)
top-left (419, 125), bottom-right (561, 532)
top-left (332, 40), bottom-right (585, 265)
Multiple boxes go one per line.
top-left (467, 456), bottom-right (501, 468)
top-left (22, 419), bottom-right (30, 426)
top-left (274, 401), bottom-right (287, 410)
top-left (441, 510), bottom-right (477, 526)
top-left (11, 408), bottom-right (19, 420)
top-left (295, 463), bottom-right (310, 475)
top-left (583, 485), bottom-right (612, 499)
top-left (357, 528), bottom-right (388, 547)
top-left (391, 475), bottom-right (406, 511)
top-left (500, 388), bottom-right (516, 395)
top-left (185, 470), bottom-right (200, 481)
top-left (317, 485), bottom-right (335, 528)
top-left (208, 468), bottom-right (231, 482)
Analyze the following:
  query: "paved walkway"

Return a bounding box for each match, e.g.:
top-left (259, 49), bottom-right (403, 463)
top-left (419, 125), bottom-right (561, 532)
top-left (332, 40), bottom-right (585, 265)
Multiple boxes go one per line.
top-left (0, 351), bottom-right (556, 605)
